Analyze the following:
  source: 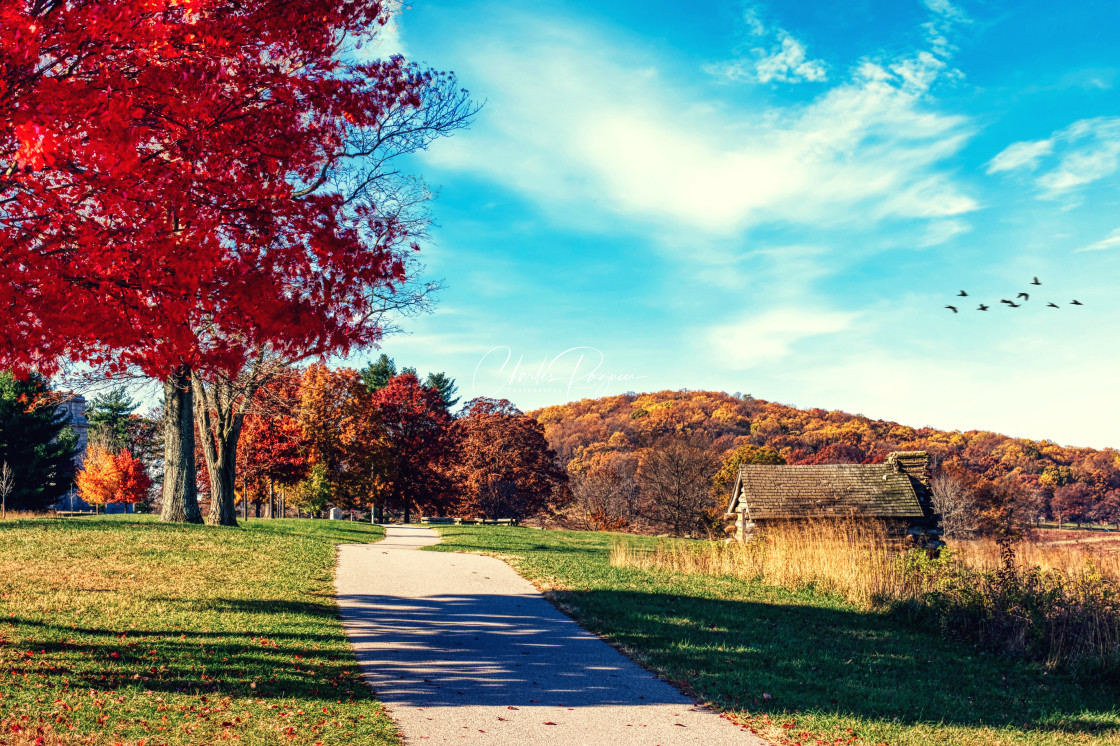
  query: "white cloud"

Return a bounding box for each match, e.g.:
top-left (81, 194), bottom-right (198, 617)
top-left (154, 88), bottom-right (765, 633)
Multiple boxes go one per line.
top-left (919, 218), bottom-right (971, 246)
top-left (986, 139), bottom-right (1054, 173)
top-left (706, 26), bottom-right (828, 84)
top-left (988, 117), bottom-right (1120, 196)
top-left (424, 10), bottom-right (976, 240)
top-left (756, 33), bottom-right (828, 83)
top-left (1076, 227), bottom-right (1120, 252)
top-left (704, 5), bottom-right (826, 84)
top-left (708, 309), bottom-right (859, 367)
top-left (357, 1), bottom-right (407, 61)
top-left (922, 0), bottom-right (966, 21)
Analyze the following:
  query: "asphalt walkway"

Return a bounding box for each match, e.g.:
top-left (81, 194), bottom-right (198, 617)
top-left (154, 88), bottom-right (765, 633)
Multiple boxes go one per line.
top-left (335, 524), bottom-right (767, 745)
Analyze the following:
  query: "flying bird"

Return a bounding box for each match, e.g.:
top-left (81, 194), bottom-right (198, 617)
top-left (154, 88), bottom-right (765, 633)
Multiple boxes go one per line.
top-left (1071, 299), bottom-right (1084, 305)
top-left (1031, 277), bottom-right (1042, 285)
top-left (957, 290), bottom-right (968, 297)
top-left (1006, 302), bottom-right (1021, 308)
top-left (946, 305), bottom-right (958, 313)
top-left (1017, 292), bottom-right (1029, 301)
top-left (978, 304), bottom-right (989, 311)
top-left (1000, 299), bottom-right (1015, 305)
top-left (1047, 303), bottom-right (1060, 308)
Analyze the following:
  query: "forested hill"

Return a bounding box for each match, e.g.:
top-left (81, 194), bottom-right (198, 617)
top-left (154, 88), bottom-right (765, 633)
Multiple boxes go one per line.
top-left (530, 390), bottom-right (1119, 523)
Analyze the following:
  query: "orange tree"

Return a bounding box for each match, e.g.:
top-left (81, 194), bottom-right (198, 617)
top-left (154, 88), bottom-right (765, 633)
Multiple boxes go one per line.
top-left (76, 444), bottom-right (152, 510)
top-left (236, 374), bottom-right (308, 516)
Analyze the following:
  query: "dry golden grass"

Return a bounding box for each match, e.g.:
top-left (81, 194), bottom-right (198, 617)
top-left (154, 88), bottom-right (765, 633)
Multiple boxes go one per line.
top-left (952, 534), bottom-right (1120, 581)
top-left (611, 519), bottom-right (1120, 672)
top-left (611, 519), bottom-right (918, 608)
top-left (611, 520), bottom-right (1120, 606)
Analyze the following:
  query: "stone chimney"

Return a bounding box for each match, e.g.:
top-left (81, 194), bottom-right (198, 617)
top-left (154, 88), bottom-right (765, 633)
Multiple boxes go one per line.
top-left (887, 451), bottom-right (931, 486)
top-left (887, 451), bottom-right (936, 519)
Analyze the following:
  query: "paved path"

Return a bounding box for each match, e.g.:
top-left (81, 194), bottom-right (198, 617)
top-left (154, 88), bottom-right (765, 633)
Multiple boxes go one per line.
top-left (335, 525), bottom-right (767, 745)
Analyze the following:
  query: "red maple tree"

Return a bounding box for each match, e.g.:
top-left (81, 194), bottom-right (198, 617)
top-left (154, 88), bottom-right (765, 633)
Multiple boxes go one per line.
top-left (237, 407), bottom-right (308, 518)
top-left (372, 373), bottom-right (452, 522)
top-left (2, 0), bottom-right (474, 524)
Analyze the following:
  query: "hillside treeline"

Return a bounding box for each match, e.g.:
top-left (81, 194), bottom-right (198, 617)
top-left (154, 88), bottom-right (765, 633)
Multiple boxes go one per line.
top-left (532, 390), bottom-right (1120, 533)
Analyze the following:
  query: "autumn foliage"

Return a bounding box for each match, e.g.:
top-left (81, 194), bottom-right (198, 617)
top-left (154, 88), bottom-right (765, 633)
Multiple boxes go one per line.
top-left (76, 445), bottom-right (152, 506)
top-left (296, 364), bottom-right (384, 510)
top-left (371, 373), bottom-right (452, 520)
top-left (532, 390), bottom-right (1120, 533)
top-left (3, 0), bottom-right (477, 528)
top-left (446, 399), bottom-right (568, 519)
top-left (2, 0), bottom-right (436, 379)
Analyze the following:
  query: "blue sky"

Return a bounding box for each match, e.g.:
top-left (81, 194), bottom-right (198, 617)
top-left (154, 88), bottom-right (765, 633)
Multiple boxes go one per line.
top-left (354, 0), bottom-right (1120, 448)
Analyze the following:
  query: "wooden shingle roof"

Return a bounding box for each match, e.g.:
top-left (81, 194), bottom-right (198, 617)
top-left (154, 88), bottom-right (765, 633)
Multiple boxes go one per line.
top-left (726, 462), bottom-right (925, 520)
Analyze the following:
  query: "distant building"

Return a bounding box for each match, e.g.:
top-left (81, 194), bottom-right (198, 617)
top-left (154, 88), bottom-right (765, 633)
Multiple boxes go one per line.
top-left (724, 451), bottom-right (943, 549)
top-left (56, 394), bottom-right (89, 459)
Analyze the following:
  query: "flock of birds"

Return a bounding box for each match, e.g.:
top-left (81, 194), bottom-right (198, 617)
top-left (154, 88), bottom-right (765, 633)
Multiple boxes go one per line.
top-left (945, 277), bottom-right (1083, 313)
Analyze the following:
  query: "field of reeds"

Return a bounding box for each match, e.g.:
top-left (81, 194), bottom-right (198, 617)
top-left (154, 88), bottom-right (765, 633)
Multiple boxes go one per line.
top-left (610, 520), bottom-right (1120, 673)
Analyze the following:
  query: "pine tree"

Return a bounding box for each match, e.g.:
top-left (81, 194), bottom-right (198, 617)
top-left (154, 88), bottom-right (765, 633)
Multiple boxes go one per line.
top-left (424, 372), bottom-right (461, 412)
top-left (0, 373), bottom-right (78, 511)
top-left (86, 386), bottom-right (139, 451)
top-left (360, 354), bottom-right (398, 393)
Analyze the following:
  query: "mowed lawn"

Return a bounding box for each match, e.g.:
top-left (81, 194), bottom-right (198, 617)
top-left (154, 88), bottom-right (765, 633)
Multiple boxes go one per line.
top-left (429, 525), bottom-right (1120, 746)
top-left (0, 515), bottom-right (399, 746)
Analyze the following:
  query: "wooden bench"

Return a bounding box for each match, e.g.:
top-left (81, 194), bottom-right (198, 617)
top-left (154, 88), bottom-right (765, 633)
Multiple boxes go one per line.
top-left (420, 517), bottom-right (519, 526)
top-left (419, 516), bottom-right (458, 525)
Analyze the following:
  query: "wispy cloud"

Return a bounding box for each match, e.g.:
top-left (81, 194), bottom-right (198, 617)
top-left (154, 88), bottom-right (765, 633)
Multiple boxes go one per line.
top-left (424, 5), bottom-right (976, 241)
top-left (987, 117), bottom-right (1120, 197)
top-left (986, 139), bottom-right (1054, 173)
top-left (1076, 227), bottom-right (1120, 252)
top-left (919, 218), bottom-right (971, 246)
top-left (707, 308), bottom-right (859, 367)
top-left (920, 0), bottom-right (969, 58)
top-left (360, 0), bottom-right (408, 60)
top-left (704, 7), bottom-right (827, 84)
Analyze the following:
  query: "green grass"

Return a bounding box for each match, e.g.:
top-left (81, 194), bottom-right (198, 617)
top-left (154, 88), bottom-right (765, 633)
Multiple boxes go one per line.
top-left (0, 515), bottom-right (399, 746)
top-left (428, 525), bottom-right (1120, 746)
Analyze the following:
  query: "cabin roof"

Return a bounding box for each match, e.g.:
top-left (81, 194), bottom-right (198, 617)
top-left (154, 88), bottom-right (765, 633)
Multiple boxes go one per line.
top-left (725, 461), bottom-right (926, 520)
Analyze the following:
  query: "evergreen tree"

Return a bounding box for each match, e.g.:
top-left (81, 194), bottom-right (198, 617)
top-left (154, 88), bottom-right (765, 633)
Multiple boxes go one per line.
top-left (424, 371), bottom-right (460, 411)
top-left (87, 386), bottom-right (139, 450)
top-left (0, 373), bottom-right (78, 511)
top-left (361, 354), bottom-right (459, 412)
top-left (360, 354), bottom-right (397, 392)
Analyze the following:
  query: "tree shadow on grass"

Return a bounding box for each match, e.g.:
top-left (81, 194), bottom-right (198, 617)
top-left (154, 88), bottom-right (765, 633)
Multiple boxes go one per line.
top-left (557, 588), bottom-right (1120, 738)
top-left (5, 596), bottom-right (369, 703)
top-left (7, 578), bottom-right (1117, 739)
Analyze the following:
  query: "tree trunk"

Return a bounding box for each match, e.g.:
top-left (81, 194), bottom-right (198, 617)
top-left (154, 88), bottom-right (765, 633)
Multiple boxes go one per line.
top-left (160, 368), bottom-right (203, 524)
top-left (194, 373), bottom-right (246, 527)
top-left (203, 433), bottom-right (239, 527)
